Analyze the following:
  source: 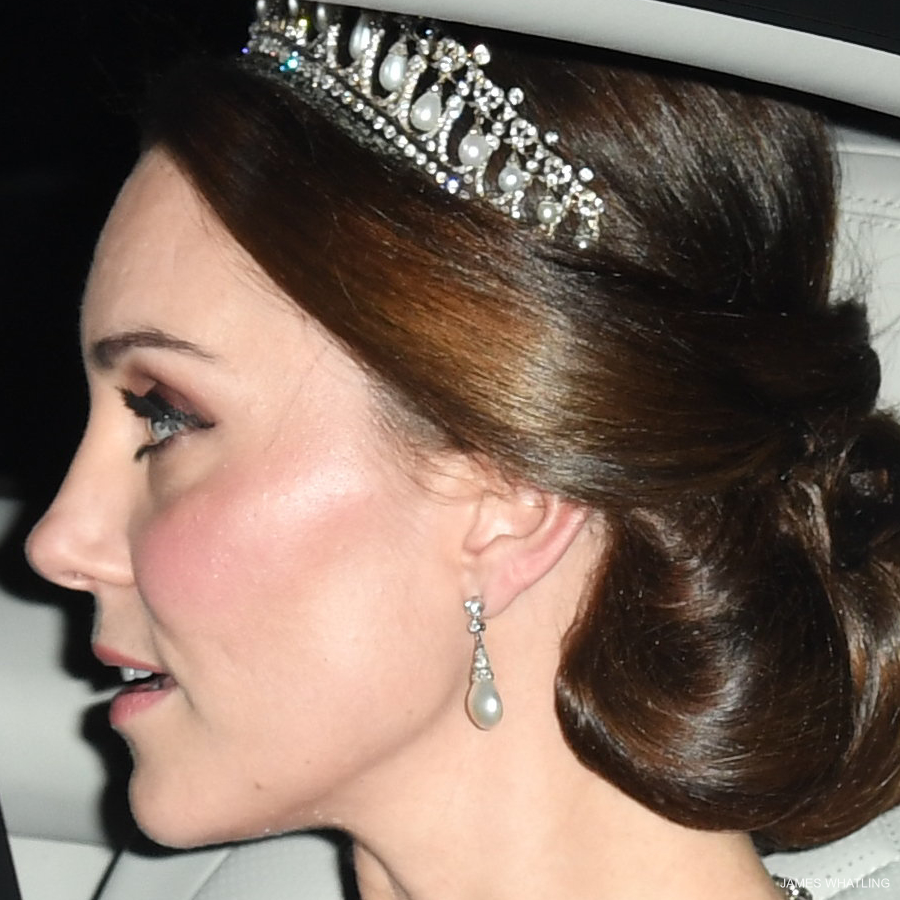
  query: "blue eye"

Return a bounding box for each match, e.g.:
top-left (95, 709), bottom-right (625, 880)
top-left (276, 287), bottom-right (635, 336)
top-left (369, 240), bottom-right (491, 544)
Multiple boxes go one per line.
top-left (120, 388), bottom-right (213, 460)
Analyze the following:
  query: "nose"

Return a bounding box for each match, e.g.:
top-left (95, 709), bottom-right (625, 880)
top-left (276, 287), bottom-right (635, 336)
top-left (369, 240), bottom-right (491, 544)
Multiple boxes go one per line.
top-left (27, 434), bottom-right (135, 593)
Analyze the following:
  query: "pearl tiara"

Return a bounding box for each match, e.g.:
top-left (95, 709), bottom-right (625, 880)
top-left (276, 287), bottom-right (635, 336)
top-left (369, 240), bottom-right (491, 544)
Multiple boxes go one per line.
top-left (244, 2), bottom-right (606, 248)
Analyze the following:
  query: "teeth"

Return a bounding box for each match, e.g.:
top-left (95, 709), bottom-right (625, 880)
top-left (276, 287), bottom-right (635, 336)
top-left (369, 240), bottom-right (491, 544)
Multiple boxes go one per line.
top-left (120, 666), bottom-right (154, 682)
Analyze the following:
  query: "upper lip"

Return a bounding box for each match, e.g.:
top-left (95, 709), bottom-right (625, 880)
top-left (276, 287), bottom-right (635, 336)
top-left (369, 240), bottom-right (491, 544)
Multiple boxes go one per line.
top-left (93, 644), bottom-right (165, 673)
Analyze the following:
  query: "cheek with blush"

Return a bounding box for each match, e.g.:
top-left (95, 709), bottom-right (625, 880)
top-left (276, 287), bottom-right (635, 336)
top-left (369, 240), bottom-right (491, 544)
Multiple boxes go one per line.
top-left (129, 442), bottom-right (447, 716)
top-left (134, 455), bottom-right (375, 612)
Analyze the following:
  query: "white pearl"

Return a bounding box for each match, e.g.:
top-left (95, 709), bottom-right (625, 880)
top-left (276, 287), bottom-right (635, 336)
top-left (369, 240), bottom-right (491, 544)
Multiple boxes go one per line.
top-left (348, 12), bottom-right (374, 60)
top-left (458, 132), bottom-right (492, 167)
top-left (314, 4), bottom-right (331, 33)
top-left (466, 679), bottom-right (503, 730)
top-left (536, 199), bottom-right (563, 225)
top-left (379, 51), bottom-right (407, 92)
top-left (410, 90), bottom-right (442, 131)
top-left (498, 163), bottom-right (525, 192)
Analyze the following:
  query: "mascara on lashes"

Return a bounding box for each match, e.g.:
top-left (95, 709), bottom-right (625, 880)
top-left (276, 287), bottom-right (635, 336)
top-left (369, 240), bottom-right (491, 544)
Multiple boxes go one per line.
top-left (119, 388), bottom-right (213, 460)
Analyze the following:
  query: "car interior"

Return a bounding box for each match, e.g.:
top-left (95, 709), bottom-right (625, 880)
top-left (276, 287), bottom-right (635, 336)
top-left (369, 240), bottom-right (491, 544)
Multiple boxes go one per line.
top-left (2, 1), bottom-right (900, 898)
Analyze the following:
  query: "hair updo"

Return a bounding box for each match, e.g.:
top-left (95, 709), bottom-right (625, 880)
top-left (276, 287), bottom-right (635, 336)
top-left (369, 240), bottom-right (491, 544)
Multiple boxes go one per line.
top-left (144, 21), bottom-right (900, 848)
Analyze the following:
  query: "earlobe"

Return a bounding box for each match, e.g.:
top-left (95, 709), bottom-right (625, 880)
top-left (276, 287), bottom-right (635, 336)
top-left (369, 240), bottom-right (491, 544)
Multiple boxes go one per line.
top-left (462, 484), bottom-right (591, 614)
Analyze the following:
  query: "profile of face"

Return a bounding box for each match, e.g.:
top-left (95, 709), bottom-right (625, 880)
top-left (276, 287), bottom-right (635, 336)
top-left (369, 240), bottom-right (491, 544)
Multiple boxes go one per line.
top-left (26, 150), bottom-right (490, 847)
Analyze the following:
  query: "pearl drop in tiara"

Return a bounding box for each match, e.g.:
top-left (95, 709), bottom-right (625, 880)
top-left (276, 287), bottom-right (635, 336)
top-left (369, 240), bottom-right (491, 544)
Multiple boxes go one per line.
top-left (245, 2), bottom-right (606, 248)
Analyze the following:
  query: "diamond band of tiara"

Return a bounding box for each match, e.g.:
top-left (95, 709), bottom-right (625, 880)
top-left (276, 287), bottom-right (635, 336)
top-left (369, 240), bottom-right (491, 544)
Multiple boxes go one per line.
top-left (244, 2), bottom-right (606, 247)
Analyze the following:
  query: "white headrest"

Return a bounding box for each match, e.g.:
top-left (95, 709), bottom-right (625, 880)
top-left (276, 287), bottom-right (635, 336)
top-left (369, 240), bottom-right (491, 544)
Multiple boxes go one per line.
top-left (835, 128), bottom-right (900, 407)
top-left (354, 0), bottom-right (900, 117)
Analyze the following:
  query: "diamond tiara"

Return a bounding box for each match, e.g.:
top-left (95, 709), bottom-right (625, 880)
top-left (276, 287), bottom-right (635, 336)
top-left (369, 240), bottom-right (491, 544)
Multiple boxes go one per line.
top-left (244, 2), bottom-right (606, 248)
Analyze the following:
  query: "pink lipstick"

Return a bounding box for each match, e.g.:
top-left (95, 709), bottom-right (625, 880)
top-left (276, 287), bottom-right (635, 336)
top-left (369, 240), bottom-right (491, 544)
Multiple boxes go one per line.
top-left (94, 644), bottom-right (177, 727)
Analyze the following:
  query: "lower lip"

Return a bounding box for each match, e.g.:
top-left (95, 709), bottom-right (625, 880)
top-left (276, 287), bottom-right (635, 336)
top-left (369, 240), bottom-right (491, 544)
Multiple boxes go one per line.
top-left (110, 675), bottom-right (177, 728)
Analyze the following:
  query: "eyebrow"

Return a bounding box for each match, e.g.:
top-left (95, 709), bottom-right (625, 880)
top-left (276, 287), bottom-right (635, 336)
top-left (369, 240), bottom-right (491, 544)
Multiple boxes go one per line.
top-left (88, 328), bottom-right (217, 370)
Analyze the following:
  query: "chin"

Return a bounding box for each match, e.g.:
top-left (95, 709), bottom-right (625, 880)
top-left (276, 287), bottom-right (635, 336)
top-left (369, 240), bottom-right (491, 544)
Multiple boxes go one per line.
top-left (132, 805), bottom-right (267, 851)
top-left (128, 770), bottom-right (253, 849)
top-left (127, 763), bottom-right (326, 850)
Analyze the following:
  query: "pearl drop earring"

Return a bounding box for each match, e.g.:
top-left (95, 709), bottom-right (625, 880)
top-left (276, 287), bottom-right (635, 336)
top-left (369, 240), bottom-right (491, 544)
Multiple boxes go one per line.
top-left (463, 597), bottom-right (503, 730)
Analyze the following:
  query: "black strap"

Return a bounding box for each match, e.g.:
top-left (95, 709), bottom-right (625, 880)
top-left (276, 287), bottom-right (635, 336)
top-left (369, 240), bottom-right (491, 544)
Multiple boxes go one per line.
top-left (0, 797), bottom-right (22, 900)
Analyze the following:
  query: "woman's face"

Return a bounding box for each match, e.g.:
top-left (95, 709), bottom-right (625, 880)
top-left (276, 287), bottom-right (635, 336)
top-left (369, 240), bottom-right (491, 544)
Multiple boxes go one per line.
top-left (27, 150), bottom-right (478, 847)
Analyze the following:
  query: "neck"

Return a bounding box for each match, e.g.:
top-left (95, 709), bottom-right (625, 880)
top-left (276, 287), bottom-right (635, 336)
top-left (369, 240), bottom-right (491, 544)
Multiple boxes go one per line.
top-left (326, 549), bottom-right (786, 900)
top-left (341, 685), bottom-right (784, 900)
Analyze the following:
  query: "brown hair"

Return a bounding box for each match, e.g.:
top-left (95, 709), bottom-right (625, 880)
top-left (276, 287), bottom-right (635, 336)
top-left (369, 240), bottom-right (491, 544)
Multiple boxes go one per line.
top-left (144, 25), bottom-right (900, 848)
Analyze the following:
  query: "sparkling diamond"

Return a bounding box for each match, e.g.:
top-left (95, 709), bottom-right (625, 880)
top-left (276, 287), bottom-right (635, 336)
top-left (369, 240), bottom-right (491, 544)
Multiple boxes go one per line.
top-left (465, 598), bottom-right (485, 616)
top-left (471, 43), bottom-right (491, 65)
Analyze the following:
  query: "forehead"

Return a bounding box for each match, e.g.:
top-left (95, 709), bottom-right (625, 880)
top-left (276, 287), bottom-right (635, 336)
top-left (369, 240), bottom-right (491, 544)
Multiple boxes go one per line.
top-left (81, 150), bottom-right (295, 358)
top-left (78, 148), bottom-right (394, 449)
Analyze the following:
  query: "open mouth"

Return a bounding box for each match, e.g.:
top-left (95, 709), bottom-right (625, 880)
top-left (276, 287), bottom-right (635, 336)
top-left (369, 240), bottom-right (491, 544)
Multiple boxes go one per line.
top-left (119, 667), bottom-right (176, 692)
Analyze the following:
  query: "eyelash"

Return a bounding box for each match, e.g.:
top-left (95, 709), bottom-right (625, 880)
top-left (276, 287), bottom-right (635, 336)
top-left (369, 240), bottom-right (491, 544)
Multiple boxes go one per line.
top-left (119, 388), bottom-right (213, 460)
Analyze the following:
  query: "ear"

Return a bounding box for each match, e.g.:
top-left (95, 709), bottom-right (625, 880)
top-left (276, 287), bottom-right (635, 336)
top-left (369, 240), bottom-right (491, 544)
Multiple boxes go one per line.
top-left (462, 483), bottom-right (589, 615)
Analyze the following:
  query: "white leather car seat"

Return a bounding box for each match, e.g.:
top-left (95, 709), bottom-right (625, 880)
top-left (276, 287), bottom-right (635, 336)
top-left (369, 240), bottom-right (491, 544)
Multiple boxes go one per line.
top-left (2, 3), bottom-right (900, 899)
